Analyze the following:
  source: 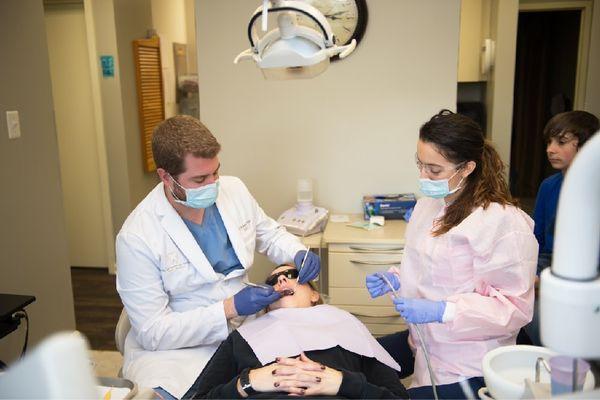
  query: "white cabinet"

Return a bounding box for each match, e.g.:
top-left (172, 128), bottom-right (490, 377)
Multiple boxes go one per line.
top-left (458, 0), bottom-right (492, 82)
top-left (323, 216), bottom-right (408, 336)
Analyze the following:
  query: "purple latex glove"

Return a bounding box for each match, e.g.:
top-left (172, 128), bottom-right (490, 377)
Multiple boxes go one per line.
top-left (234, 286), bottom-right (281, 316)
top-left (294, 250), bottom-right (321, 284)
top-left (365, 272), bottom-right (400, 298)
top-left (393, 297), bottom-right (446, 324)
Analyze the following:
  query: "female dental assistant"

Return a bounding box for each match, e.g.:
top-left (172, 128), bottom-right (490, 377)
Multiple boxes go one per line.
top-left (366, 110), bottom-right (537, 399)
top-left (116, 116), bottom-right (320, 399)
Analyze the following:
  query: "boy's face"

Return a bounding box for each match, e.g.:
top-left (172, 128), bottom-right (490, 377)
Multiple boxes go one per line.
top-left (547, 132), bottom-right (579, 172)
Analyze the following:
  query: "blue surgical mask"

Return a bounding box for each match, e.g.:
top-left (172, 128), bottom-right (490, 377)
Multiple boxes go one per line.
top-left (169, 176), bottom-right (220, 209)
top-left (419, 170), bottom-right (464, 199)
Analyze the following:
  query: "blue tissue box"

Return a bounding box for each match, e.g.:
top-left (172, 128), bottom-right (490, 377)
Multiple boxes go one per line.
top-left (363, 193), bottom-right (416, 220)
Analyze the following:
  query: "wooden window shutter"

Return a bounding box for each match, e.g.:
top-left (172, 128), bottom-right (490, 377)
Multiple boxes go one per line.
top-left (133, 36), bottom-right (164, 172)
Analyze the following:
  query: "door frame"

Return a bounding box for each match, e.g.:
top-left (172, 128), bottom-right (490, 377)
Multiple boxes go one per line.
top-left (82, 0), bottom-right (117, 274)
top-left (519, 0), bottom-right (593, 109)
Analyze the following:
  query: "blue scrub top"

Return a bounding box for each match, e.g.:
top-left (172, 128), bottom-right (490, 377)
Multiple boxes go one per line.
top-left (533, 172), bottom-right (563, 256)
top-left (183, 205), bottom-right (243, 276)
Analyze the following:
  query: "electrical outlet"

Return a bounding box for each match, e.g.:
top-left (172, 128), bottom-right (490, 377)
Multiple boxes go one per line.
top-left (6, 111), bottom-right (21, 139)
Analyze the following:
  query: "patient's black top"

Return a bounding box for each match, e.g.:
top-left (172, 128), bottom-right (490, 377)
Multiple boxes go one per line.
top-left (183, 330), bottom-right (409, 399)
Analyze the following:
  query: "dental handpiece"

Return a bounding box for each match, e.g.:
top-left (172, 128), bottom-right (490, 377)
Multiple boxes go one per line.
top-left (380, 273), bottom-right (399, 299)
top-left (379, 273), bottom-right (439, 400)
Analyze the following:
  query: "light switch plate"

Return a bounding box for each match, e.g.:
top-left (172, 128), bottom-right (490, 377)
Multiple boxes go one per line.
top-left (6, 110), bottom-right (21, 139)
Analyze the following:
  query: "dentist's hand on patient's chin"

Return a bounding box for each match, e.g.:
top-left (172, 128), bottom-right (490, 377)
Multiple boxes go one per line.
top-left (273, 353), bottom-right (343, 396)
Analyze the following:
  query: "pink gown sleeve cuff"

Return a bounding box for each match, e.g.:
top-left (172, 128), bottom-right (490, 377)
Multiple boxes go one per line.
top-left (442, 301), bottom-right (456, 322)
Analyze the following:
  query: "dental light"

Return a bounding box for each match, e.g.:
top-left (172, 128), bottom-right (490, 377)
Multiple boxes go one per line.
top-left (234, 0), bottom-right (357, 80)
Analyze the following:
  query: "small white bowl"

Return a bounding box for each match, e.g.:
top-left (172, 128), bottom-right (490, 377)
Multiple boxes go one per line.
top-left (482, 345), bottom-right (595, 399)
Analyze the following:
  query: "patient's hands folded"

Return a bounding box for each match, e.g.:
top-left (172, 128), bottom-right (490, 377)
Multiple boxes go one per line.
top-left (242, 353), bottom-right (342, 396)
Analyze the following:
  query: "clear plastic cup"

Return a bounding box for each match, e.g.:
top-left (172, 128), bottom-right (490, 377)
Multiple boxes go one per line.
top-left (549, 356), bottom-right (590, 395)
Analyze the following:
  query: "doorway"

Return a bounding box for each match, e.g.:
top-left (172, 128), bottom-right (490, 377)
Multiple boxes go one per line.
top-left (510, 9), bottom-right (581, 208)
top-left (45, 3), bottom-right (108, 268)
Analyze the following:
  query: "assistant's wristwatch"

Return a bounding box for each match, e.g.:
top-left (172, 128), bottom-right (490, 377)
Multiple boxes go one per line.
top-left (239, 368), bottom-right (258, 397)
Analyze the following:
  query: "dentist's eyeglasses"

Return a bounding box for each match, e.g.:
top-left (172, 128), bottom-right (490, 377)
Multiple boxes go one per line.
top-left (265, 269), bottom-right (299, 286)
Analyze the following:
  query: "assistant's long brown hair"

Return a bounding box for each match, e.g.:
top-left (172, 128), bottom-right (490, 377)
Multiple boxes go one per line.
top-left (420, 110), bottom-right (519, 236)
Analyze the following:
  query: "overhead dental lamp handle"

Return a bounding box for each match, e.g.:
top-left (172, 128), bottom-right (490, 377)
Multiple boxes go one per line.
top-left (338, 39), bottom-right (357, 59)
top-left (325, 39), bottom-right (356, 60)
top-left (262, 0), bottom-right (269, 31)
top-left (234, 48), bottom-right (255, 64)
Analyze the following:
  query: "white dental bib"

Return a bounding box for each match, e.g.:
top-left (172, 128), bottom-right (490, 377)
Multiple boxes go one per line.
top-left (237, 304), bottom-right (401, 372)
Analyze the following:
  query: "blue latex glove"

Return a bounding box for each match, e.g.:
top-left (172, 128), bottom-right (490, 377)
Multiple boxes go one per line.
top-left (233, 286), bottom-right (281, 316)
top-left (393, 297), bottom-right (446, 324)
top-left (403, 207), bottom-right (414, 222)
top-left (294, 250), bottom-right (321, 284)
top-left (365, 272), bottom-right (400, 298)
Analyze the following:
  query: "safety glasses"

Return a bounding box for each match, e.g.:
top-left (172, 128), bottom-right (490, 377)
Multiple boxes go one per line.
top-left (265, 269), bottom-right (299, 286)
top-left (415, 153), bottom-right (465, 175)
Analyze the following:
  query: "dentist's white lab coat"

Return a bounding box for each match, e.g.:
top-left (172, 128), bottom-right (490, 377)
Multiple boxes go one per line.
top-left (116, 176), bottom-right (305, 398)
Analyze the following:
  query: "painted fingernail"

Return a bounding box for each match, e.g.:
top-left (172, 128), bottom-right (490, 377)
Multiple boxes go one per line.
top-left (274, 382), bottom-right (280, 387)
top-left (272, 369), bottom-right (277, 375)
top-left (320, 365), bottom-right (326, 370)
top-left (316, 377), bottom-right (321, 382)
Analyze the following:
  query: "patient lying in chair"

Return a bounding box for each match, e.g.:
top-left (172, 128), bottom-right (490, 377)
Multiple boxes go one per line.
top-left (183, 264), bottom-right (409, 399)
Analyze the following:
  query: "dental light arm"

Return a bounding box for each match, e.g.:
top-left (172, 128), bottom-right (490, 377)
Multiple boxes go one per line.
top-left (540, 132), bottom-right (600, 359)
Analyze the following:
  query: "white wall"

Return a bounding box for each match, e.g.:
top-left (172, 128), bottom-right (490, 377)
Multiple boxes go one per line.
top-left (585, 0), bottom-right (600, 115)
top-left (184, 0), bottom-right (198, 75)
top-left (486, 0), bottom-right (519, 167)
top-left (113, 0), bottom-right (160, 206)
top-left (85, 0), bottom-right (134, 237)
top-left (196, 0), bottom-right (461, 218)
top-left (151, 0), bottom-right (188, 118)
top-left (0, 0), bottom-right (75, 362)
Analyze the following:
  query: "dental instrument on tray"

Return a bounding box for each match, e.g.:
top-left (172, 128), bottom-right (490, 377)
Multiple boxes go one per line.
top-left (380, 273), bottom-right (439, 400)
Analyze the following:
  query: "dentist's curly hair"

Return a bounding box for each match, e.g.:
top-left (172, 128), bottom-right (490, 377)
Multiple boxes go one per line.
top-left (419, 110), bottom-right (519, 236)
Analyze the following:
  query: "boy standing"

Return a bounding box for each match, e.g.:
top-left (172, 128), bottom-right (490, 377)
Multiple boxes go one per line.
top-left (534, 111), bottom-right (599, 271)
top-left (525, 111), bottom-right (598, 346)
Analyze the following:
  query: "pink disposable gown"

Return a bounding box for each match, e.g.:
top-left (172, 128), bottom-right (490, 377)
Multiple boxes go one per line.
top-left (392, 197), bottom-right (537, 388)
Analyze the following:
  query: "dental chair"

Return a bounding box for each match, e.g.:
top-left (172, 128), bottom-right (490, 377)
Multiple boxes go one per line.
top-left (115, 308), bottom-right (131, 376)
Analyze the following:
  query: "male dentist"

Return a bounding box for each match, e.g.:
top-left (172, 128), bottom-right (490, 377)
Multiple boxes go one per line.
top-left (116, 115), bottom-right (320, 398)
